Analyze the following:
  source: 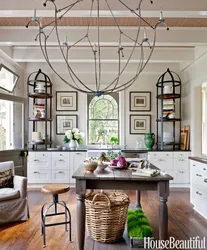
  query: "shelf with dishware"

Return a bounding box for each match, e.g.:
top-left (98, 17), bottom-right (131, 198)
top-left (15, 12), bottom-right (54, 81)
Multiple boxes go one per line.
top-left (156, 118), bottom-right (181, 122)
top-left (156, 68), bottom-right (181, 151)
top-left (28, 118), bottom-right (53, 122)
top-left (27, 69), bottom-right (53, 151)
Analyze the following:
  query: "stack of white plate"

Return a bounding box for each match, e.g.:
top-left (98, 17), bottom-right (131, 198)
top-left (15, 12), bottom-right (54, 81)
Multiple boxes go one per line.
top-left (163, 132), bottom-right (174, 143)
top-left (35, 83), bottom-right (45, 93)
top-left (32, 132), bottom-right (43, 143)
top-left (163, 100), bottom-right (174, 111)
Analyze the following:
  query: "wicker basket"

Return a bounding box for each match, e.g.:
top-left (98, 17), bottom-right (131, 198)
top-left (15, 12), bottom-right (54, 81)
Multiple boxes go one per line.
top-left (85, 191), bottom-right (130, 243)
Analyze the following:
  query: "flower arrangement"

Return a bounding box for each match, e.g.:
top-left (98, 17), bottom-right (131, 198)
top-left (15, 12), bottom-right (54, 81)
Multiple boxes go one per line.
top-left (64, 128), bottom-right (84, 145)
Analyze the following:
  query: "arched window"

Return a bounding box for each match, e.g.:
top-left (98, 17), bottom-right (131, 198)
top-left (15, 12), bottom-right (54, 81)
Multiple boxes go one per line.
top-left (88, 94), bottom-right (119, 144)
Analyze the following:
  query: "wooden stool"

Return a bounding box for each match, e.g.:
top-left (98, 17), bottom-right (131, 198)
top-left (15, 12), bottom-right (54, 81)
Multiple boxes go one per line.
top-left (41, 184), bottom-right (72, 248)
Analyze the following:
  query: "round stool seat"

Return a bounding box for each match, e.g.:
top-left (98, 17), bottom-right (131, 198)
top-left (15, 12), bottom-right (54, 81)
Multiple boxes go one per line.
top-left (41, 184), bottom-right (70, 195)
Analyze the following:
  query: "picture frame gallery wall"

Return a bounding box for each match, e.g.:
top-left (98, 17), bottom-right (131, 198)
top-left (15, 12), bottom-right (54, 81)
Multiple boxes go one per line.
top-left (129, 91), bottom-right (151, 134)
top-left (56, 115), bottom-right (78, 135)
top-left (56, 91), bottom-right (78, 111)
top-left (56, 91), bottom-right (78, 135)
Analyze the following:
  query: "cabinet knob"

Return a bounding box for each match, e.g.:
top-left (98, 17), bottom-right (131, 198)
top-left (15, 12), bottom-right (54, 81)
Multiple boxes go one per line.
top-left (196, 174), bottom-right (202, 177)
top-left (34, 159), bottom-right (39, 162)
top-left (179, 171), bottom-right (184, 173)
top-left (58, 171), bottom-right (64, 174)
top-left (196, 191), bottom-right (202, 196)
top-left (203, 168), bottom-right (206, 171)
top-left (204, 179), bottom-right (207, 183)
top-left (34, 171), bottom-right (39, 174)
top-left (59, 159), bottom-right (64, 162)
top-left (193, 165), bottom-right (196, 167)
top-left (60, 154), bottom-right (63, 156)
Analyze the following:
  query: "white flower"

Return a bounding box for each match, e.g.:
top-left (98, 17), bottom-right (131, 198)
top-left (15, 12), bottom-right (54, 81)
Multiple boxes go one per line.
top-left (65, 130), bottom-right (72, 138)
top-left (72, 128), bottom-right (79, 133)
top-left (74, 133), bottom-right (81, 140)
top-left (80, 132), bottom-right (85, 138)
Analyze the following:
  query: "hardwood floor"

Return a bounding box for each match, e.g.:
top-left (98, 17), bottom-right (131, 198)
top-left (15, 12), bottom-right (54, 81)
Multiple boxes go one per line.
top-left (0, 189), bottom-right (207, 250)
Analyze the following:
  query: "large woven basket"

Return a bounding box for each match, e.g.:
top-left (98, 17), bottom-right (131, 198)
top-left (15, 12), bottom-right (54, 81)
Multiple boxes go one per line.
top-left (85, 191), bottom-right (130, 243)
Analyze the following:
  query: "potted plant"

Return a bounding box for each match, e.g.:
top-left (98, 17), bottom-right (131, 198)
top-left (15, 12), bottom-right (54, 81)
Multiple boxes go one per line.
top-left (109, 136), bottom-right (119, 148)
top-left (64, 128), bottom-right (84, 150)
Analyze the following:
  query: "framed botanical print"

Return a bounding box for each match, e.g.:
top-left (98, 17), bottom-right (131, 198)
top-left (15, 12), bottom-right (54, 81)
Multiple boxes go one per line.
top-left (130, 115), bottom-right (151, 134)
top-left (56, 91), bottom-right (78, 111)
top-left (129, 91), bottom-right (151, 111)
top-left (56, 115), bottom-right (78, 135)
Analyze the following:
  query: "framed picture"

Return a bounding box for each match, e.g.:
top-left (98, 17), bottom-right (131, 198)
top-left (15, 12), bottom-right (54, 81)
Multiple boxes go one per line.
top-left (130, 115), bottom-right (151, 134)
top-left (56, 91), bottom-right (78, 111)
top-left (56, 115), bottom-right (78, 135)
top-left (129, 91), bottom-right (151, 111)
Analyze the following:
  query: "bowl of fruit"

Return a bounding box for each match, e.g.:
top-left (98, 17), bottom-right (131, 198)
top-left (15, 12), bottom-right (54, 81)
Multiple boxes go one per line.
top-left (97, 161), bottom-right (108, 171)
top-left (83, 158), bottom-right (98, 173)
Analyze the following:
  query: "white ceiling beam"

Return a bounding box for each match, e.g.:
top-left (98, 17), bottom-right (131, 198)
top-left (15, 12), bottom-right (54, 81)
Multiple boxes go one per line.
top-left (0, 0), bottom-right (207, 12)
top-left (0, 27), bottom-right (206, 47)
top-left (12, 47), bottom-right (194, 63)
top-left (1, 10), bottom-right (207, 18)
top-left (24, 61), bottom-right (180, 76)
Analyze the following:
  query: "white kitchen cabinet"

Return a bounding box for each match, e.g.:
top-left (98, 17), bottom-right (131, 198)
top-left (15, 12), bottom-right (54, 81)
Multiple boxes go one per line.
top-left (70, 152), bottom-right (86, 184)
top-left (148, 151), bottom-right (190, 186)
top-left (28, 169), bottom-right (51, 184)
top-left (190, 159), bottom-right (207, 219)
top-left (52, 152), bottom-right (69, 170)
top-left (51, 170), bottom-right (70, 183)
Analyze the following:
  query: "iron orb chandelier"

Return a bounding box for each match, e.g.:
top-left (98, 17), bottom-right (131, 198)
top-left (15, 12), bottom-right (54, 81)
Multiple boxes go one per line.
top-left (26, 0), bottom-right (169, 96)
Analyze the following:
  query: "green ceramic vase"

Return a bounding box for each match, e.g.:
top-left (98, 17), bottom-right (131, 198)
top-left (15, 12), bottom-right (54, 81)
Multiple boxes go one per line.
top-left (144, 133), bottom-right (155, 150)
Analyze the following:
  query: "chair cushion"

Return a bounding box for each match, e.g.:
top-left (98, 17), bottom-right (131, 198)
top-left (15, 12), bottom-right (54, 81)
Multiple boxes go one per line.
top-left (0, 169), bottom-right (13, 188)
top-left (0, 188), bottom-right (20, 202)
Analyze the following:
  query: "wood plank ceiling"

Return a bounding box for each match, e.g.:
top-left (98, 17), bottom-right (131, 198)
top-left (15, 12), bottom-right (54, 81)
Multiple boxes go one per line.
top-left (0, 17), bottom-right (207, 27)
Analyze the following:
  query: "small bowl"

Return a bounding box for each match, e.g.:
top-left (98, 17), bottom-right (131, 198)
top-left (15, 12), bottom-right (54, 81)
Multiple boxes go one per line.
top-left (97, 164), bottom-right (108, 171)
top-left (83, 162), bottom-right (98, 173)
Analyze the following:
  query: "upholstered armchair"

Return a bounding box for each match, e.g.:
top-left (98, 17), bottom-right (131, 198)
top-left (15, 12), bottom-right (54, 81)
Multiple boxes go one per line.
top-left (0, 161), bottom-right (29, 224)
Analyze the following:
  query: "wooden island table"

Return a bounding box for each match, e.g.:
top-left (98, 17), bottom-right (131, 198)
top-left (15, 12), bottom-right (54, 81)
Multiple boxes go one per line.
top-left (72, 165), bottom-right (173, 250)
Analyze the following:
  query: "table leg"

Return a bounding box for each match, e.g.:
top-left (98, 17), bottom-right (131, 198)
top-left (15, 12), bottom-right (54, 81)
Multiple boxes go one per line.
top-left (77, 194), bottom-right (86, 250)
top-left (136, 190), bottom-right (142, 209)
top-left (158, 181), bottom-right (169, 240)
top-left (159, 197), bottom-right (168, 240)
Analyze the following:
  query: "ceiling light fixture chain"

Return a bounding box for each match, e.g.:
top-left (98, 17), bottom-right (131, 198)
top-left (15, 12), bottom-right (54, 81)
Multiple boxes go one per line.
top-left (26, 0), bottom-right (169, 96)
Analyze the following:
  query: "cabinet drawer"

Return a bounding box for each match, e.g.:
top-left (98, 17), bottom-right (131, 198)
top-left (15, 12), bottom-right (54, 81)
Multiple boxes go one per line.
top-left (52, 158), bottom-right (69, 170)
top-left (174, 152), bottom-right (190, 159)
top-left (192, 171), bottom-right (207, 192)
top-left (52, 152), bottom-right (69, 159)
top-left (28, 169), bottom-right (51, 183)
top-left (28, 159), bottom-right (51, 169)
top-left (191, 160), bottom-right (207, 174)
top-left (193, 188), bottom-right (207, 219)
top-left (51, 170), bottom-right (69, 183)
top-left (174, 158), bottom-right (189, 170)
top-left (148, 152), bottom-right (173, 158)
top-left (148, 158), bottom-right (173, 170)
top-left (36, 152), bottom-right (51, 160)
top-left (174, 170), bottom-right (189, 184)
top-left (28, 152), bottom-right (36, 161)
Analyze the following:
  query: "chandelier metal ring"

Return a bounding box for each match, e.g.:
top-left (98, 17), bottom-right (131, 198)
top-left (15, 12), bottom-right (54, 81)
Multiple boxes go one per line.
top-left (26, 0), bottom-right (168, 96)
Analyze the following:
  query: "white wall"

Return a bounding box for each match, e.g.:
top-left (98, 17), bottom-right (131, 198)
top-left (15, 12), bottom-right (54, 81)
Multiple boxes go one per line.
top-left (25, 67), bottom-right (187, 149)
top-left (181, 46), bottom-right (207, 156)
top-left (29, 72), bottom-right (181, 148)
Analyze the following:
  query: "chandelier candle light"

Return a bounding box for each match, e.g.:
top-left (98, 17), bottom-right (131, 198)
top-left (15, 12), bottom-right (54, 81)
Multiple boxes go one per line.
top-left (26, 0), bottom-right (169, 96)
